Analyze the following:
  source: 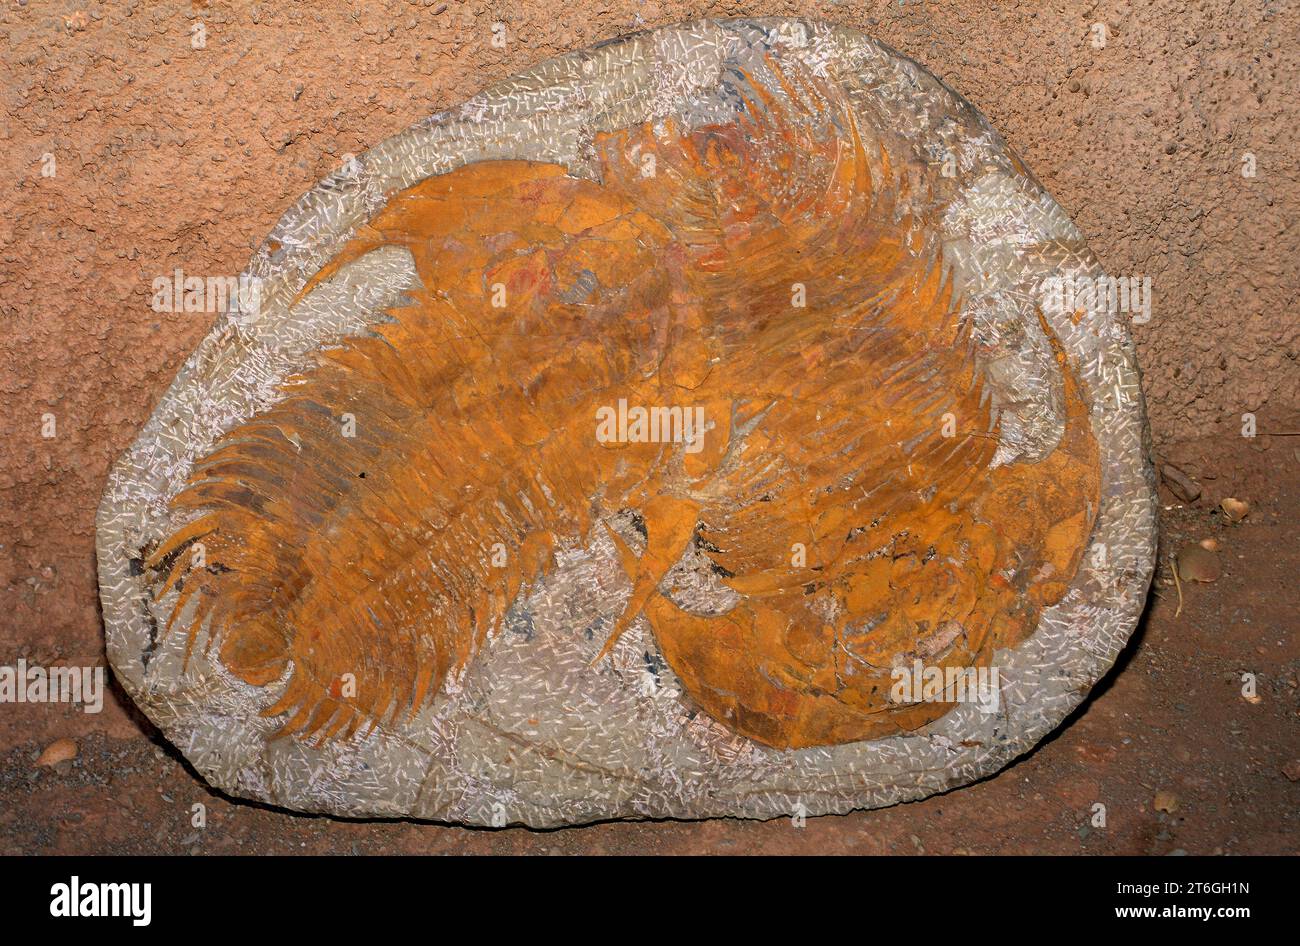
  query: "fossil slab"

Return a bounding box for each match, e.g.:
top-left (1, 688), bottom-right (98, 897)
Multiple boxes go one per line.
top-left (98, 17), bottom-right (1157, 826)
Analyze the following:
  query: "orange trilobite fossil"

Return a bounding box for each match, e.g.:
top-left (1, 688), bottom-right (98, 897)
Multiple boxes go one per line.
top-left (143, 58), bottom-right (1099, 751)
top-left (99, 18), bottom-right (1157, 824)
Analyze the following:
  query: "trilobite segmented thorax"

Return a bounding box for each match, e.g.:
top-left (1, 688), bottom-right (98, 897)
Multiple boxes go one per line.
top-left (147, 56), bottom-right (1100, 751)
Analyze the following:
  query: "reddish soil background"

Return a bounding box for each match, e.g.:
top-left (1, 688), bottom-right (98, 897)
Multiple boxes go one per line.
top-left (1, 1), bottom-right (1296, 854)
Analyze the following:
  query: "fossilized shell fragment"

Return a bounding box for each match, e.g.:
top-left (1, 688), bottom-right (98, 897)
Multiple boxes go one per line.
top-left (98, 18), bottom-right (1157, 827)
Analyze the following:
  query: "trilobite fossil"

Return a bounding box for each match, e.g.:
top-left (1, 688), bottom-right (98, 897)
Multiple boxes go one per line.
top-left (99, 18), bottom-right (1156, 826)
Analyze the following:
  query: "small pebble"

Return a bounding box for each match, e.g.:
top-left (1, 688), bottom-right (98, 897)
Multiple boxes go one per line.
top-left (1176, 544), bottom-right (1220, 582)
top-left (36, 737), bottom-right (78, 767)
top-left (1220, 497), bottom-right (1249, 522)
top-left (1160, 463), bottom-right (1200, 502)
top-left (1154, 789), bottom-right (1180, 813)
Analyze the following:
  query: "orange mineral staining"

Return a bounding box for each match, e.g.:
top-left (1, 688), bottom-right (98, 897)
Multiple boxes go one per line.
top-left (148, 62), bottom-right (1099, 750)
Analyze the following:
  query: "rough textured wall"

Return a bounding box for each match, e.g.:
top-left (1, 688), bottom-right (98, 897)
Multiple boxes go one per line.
top-left (0, 0), bottom-right (1295, 752)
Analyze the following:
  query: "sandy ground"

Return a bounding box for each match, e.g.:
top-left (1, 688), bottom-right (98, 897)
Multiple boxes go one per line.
top-left (1, 2), bottom-right (1296, 853)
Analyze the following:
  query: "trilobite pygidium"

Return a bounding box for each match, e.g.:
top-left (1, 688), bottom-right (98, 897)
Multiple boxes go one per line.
top-left (148, 58), bottom-right (1100, 751)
